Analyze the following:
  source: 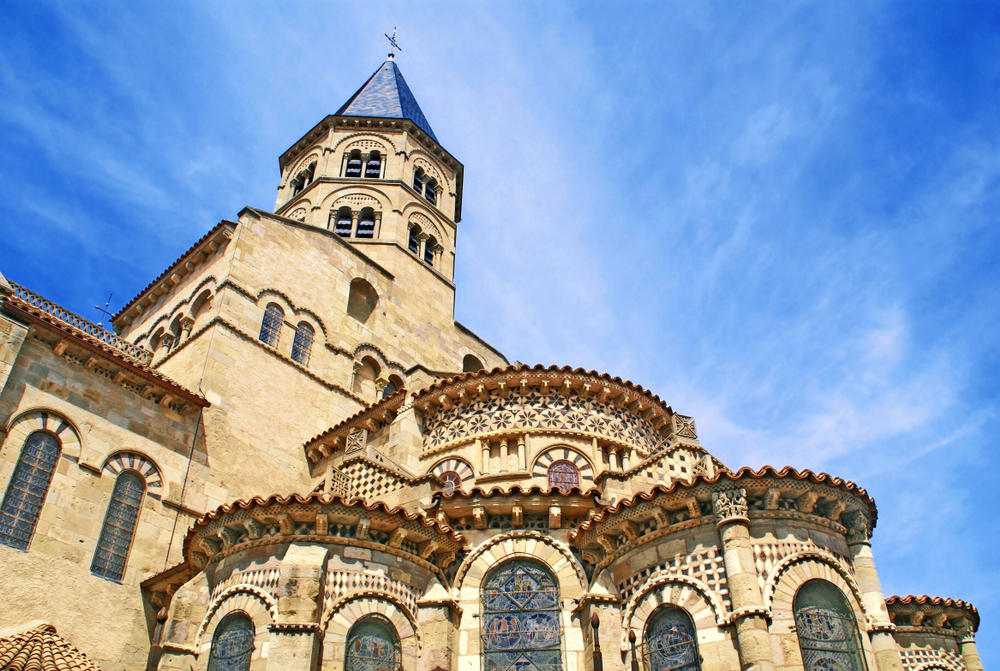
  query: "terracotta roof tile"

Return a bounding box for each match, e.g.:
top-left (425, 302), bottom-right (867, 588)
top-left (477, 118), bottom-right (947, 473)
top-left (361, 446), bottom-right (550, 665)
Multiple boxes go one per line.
top-left (571, 465), bottom-right (878, 538)
top-left (431, 484), bottom-right (604, 502)
top-left (885, 595), bottom-right (979, 630)
top-left (0, 624), bottom-right (103, 671)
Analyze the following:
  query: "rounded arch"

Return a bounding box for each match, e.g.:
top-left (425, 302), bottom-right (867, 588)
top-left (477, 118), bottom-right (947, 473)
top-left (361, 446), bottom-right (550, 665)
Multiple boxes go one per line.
top-left (453, 530), bottom-right (588, 600)
top-left (406, 211), bottom-right (443, 244)
top-left (430, 458), bottom-right (474, 490)
top-left (331, 132), bottom-right (399, 157)
top-left (531, 446), bottom-right (594, 483)
top-left (324, 187), bottom-right (390, 214)
top-left (623, 572), bottom-right (729, 649)
top-left (101, 451), bottom-right (163, 499)
top-left (462, 354), bottom-right (484, 373)
top-left (196, 585), bottom-right (277, 647)
top-left (764, 550), bottom-right (869, 625)
top-left (794, 579), bottom-right (868, 671)
top-left (411, 154), bottom-right (448, 190)
top-left (641, 604), bottom-right (702, 671)
top-left (3, 409), bottom-right (82, 461)
top-left (322, 592), bottom-right (418, 671)
top-left (284, 149), bottom-right (322, 187)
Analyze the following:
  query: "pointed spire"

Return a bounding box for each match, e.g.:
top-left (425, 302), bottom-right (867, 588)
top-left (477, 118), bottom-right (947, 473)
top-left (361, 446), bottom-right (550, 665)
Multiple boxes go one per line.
top-left (335, 56), bottom-right (438, 142)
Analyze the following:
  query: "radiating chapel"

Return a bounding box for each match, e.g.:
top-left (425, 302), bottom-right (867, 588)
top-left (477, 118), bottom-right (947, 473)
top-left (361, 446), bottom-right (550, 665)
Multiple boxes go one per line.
top-left (0, 55), bottom-right (985, 671)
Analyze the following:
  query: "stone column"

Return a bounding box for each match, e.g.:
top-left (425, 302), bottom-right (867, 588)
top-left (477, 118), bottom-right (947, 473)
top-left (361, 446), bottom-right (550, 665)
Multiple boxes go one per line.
top-left (957, 625), bottom-right (984, 671)
top-left (712, 488), bottom-right (775, 671)
top-left (843, 512), bottom-right (904, 671)
top-left (517, 436), bottom-right (526, 471)
top-left (499, 439), bottom-right (509, 473)
top-left (418, 232), bottom-right (429, 260)
top-left (350, 210), bottom-right (360, 237)
top-left (608, 449), bottom-right (618, 472)
top-left (480, 439), bottom-right (490, 475)
top-left (374, 212), bottom-right (383, 238)
top-left (621, 449), bottom-right (630, 471)
top-left (267, 543), bottom-right (327, 671)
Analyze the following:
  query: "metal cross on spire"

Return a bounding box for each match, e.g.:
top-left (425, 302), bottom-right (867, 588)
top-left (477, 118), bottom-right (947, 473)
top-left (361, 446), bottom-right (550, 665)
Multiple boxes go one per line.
top-left (94, 293), bottom-right (114, 330)
top-left (385, 27), bottom-right (402, 56)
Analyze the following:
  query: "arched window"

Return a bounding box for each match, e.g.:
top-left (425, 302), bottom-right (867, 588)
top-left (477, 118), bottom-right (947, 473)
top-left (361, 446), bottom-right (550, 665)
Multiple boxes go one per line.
top-left (407, 225), bottom-right (421, 253)
top-left (439, 471), bottom-right (462, 495)
top-left (208, 612), bottom-right (255, 671)
top-left (353, 357), bottom-right (381, 397)
top-left (382, 375), bottom-right (403, 399)
top-left (365, 151), bottom-right (382, 178)
top-left (463, 354), bottom-right (484, 372)
top-left (291, 322), bottom-right (314, 365)
top-left (346, 150), bottom-right (363, 178)
top-left (91, 470), bottom-right (144, 582)
top-left (412, 168), bottom-right (424, 194)
top-left (356, 207), bottom-right (376, 239)
top-left (423, 236), bottom-right (436, 265)
top-left (345, 614), bottom-right (401, 671)
top-left (258, 303), bottom-right (283, 346)
top-left (0, 431), bottom-right (60, 551)
top-left (643, 606), bottom-right (700, 671)
top-left (794, 580), bottom-right (866, 671)
top-left (347, 279), bottom-right (378, 324)
top-left (424, 178), bottom-right (437, 205)
top-left (482, 559), bottom-right (562, 671)
top-left (547, 461), bottom-right (580, 493)
top-left (335, 207), bottom-right (353, 237)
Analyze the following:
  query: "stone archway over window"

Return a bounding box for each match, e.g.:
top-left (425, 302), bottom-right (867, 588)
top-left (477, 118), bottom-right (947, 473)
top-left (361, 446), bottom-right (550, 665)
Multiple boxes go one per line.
top-left (642, 606), bottom-right (701, 671)
top-left (794, 580), bottom-right (866, 671)
top-left (344, 614), bottom-right (401, 671)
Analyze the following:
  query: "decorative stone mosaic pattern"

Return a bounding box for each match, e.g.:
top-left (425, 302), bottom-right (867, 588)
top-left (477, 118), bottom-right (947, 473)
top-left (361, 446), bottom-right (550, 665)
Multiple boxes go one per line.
top-left (899, 647), bottom-right (964, 671)
top-left (752, 542), bottom-right (851, 592)
top-left (617, 548), bottom-right (730, 611)
top-left (341, 460), bottom-right (407, 502)
top-left (323, 569), bottom-right (419, 618)
top-left (423, 390), bottom-right (661, 453)
top-left (210, 568), bottom-right (282, 604)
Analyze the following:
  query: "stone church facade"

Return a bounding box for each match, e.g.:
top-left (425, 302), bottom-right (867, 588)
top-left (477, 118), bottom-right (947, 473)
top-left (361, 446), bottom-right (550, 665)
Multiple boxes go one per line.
top-left (0, 55), bottom-right (985, 671)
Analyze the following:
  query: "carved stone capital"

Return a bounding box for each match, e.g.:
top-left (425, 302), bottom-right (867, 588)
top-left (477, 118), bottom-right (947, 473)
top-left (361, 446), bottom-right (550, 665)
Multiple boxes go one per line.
top-left (712, 488), bottom-right (749, 527)
top-left (842, 510), bottom-right (871, 545)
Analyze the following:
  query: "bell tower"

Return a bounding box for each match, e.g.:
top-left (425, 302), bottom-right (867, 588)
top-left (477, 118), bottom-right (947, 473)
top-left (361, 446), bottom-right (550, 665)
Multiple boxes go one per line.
top-left (273, 53), bottom-right (464, 281)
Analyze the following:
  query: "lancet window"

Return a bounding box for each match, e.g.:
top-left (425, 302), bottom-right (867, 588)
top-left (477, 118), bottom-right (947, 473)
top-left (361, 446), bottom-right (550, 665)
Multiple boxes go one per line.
top-left (642, 606), bottom-right (700, 671)
top-left (208, 613), bottom-right (255, 671)
top-left (291, 322), bottom-right (314, 365)
top-left (91, 470), bottom-right (144, 582)
top-left (793, 580), bottom-right (866, 671)
top-left (344, 615), bottom-right (401, 671)
top-left (482, 559), bottom-right (562, 671)
top-left (424, 178), bottom-right (437, 205)
top-left (412, 168), bottom-right (424, 194)
top-left (258, 303), bottom-right (283, 346)
top-left (0, 431), bottom-right (60, 551)
top-left (546, 461), bottom-right (579, 493)
top-left (407, 225), bottom-right (421, 253)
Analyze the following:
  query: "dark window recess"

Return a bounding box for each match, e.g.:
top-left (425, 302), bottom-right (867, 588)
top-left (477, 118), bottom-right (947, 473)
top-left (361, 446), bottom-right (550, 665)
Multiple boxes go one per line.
top-left (346, 159), bottom-right (363, 177)
top-left (408, 229), bottom-right (420, 253)
top-left (356, 218), bottom-right (375, 238)
top-left (412, 173), bottom-right (423, 193)
top-left (365, 159), bottom-right (381, 178)
top-left (335, 218), bottom-right (353, 237)
top-left (424, 188), bottom-right (436, 205)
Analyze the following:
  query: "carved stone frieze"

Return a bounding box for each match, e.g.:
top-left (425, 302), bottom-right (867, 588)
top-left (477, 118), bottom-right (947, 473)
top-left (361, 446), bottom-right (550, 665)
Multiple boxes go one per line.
top-left (712, 488), bottom-right (749, 526)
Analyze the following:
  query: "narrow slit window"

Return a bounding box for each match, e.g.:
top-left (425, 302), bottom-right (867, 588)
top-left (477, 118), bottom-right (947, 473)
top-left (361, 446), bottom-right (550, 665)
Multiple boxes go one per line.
top-left (424, 181), bottom-right (437, 205)
top-left (0, 431), bottom-right (60, 551)
top-left (412, 169), bottom-right (423, 194)
top-left (408, 227), bottom-right (420, 253)
top-left (424, 236), bottom-right (436, 265)
top-left (91, 470), bottom-right (144, 582)
top-left (291, 322), bottom-right (314, 366)
top-left (259, 303), bottom-right (283, 346)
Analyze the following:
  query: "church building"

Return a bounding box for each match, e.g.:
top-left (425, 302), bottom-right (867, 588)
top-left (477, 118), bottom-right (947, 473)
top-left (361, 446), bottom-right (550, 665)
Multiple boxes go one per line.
top-left (0, 54), bottom-right (985, 671)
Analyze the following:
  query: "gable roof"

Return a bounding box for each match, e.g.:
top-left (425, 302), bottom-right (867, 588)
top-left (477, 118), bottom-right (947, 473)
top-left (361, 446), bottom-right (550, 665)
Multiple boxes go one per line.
top-left (335, 57), bottom-right (438, 142)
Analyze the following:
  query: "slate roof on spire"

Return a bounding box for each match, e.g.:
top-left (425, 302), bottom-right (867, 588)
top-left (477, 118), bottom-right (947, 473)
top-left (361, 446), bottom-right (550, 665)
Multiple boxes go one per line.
top-left (335, 58), bottom-right (438, 142)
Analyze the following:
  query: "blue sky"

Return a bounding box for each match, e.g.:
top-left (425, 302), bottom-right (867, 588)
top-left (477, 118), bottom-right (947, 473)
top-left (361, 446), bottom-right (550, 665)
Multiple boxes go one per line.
top-left (2, 0), bottom-right (999, 661)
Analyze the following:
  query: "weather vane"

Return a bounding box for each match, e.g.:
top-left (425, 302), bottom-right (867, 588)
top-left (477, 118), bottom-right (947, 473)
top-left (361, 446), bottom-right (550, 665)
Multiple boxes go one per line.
top-left (95, 293), bottom-right (114, 330)
top-left (385, 27), bottom-right (402, 56)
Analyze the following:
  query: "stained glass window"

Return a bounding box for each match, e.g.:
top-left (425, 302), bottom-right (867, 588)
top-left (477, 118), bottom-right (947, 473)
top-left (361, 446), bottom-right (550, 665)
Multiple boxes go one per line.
top-left (291, 322), bottom-right (314, 365)
top-left (482, 559), bottom-right (562, 671)
top-left (547, 462), bottom-right (579, 493)
top-left (345, 615), bottom-right (401, 671)
top-left (794, 580), bottom-right (866, 671)
top-left (259, 304), bottom-right (283, 346)
top-left (642, 606), bottom-right (700, 671)
top-left (0, 431), bottom-right (60, 551)
top-left (208, 613), bottom-right (255, 671)
top-left (91, 471), bottom-right (144, 582)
